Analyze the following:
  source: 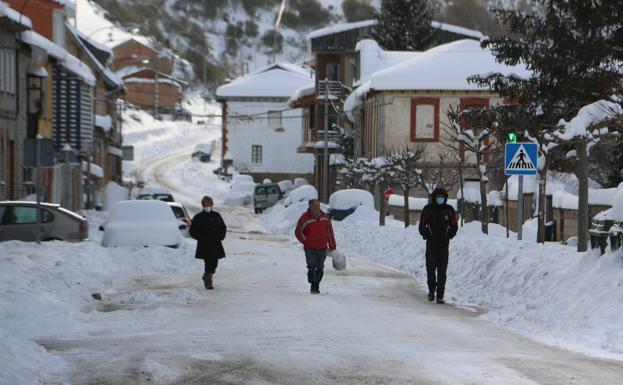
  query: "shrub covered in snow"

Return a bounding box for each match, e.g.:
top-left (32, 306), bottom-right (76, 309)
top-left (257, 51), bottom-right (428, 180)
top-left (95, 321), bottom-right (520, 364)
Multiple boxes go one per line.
top-left (277, 180), bottom-right (294, 195)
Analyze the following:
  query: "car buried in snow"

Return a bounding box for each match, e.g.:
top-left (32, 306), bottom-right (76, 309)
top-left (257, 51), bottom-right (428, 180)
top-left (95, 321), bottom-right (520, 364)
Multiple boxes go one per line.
top-left (100, 200), bottom-right (182, 248)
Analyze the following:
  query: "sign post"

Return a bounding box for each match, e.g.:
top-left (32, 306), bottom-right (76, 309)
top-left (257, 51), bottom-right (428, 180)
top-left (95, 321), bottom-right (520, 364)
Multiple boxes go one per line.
top-left (505, 142), bottom-right (538, 241)
top-left (24, 137), bottom-right (54, 244)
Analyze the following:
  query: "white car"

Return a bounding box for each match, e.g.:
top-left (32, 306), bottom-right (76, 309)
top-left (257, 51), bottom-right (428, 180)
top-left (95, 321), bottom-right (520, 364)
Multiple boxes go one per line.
top-left (167, 201), bottom-right (191, 238)
top-left (100, 200), bottom-right (182, 248)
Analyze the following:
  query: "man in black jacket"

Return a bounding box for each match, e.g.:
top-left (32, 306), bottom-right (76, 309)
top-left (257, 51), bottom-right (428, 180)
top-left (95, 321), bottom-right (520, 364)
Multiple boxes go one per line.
top-left (418, 187), bottom-right (458, 304)
top-left (190, 196), bottom-right (227, 290)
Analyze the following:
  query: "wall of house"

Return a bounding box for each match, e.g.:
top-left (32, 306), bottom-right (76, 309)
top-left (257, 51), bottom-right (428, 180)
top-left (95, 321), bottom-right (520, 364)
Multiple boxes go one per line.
top-left (124, 81), bottom-right (180, 110)
top-left (226, 100), bottom-right (314, 175)
top-left (111, 40), bottom-right (172, 74)
top-left (6, 0), bottom-right (62, 41)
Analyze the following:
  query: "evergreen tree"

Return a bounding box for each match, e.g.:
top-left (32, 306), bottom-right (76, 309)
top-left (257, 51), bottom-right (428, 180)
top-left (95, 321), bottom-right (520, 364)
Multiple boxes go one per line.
top-left (371, 0), bottom-right (437, 51)
top-left (471, 0), bottom-right (623, 249)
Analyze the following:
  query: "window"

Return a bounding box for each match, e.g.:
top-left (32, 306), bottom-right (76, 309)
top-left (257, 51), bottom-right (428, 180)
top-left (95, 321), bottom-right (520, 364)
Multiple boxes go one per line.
top-left (0, 49), bottom-right (16, 94)
top-left (268, 111), bottom-right (282, 129)
top-left (53, 11), bottom-right (66, 47)
top-left (0, 206), bottom-right (6, 224)
top-left (326, 63), bottom-right (340, 81)
top-left (251, 145), bottom-right (262, 164)
top-left (410, 98), bottom-right (440, 142)
top-left (10, 206), bottom-right (53, 224)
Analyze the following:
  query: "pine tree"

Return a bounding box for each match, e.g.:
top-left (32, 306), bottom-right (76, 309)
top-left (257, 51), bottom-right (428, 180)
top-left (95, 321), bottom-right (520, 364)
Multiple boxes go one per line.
top-left (371, 0), bottom-right (437, 51)
top-left (471, 0), bottom-right (623, 249)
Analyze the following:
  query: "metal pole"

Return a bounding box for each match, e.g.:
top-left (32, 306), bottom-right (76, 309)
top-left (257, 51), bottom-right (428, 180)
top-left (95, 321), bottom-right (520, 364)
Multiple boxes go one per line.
top-left (35, 137), bottom-right (41, 245)
top-left (323, 79), bottom-right (329, 202)
top-left (517, 174), bottom-right (523, 241)
top-left (154, 61), bottom-right (159, 118)
top-left (505, 177), bottom-right (509, 238)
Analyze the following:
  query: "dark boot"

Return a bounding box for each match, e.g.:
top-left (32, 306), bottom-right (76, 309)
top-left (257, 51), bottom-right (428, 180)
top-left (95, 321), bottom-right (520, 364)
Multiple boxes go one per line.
top-left (202, 274), bottom-right (214, 290)
top-left (310, 283), bottom-right (320, 294)
top-left (428, 292), bottom-right (435, 302)
top-left (436, 297), bottom-right (445, 304)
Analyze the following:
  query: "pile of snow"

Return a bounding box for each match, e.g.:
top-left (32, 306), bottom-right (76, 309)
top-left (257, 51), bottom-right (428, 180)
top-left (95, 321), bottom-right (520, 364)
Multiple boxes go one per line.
top-left (284, 185), bottom-right (318, 207)
top-left (0, 212), bottom-right (199, 384)
top-left (277, 180), bottom-right (294, 195)
top-left (262, 178), bottom-right (272, 184)
top-left (101, 200), bottom-right (181, 247)
top-left (329, 189), bottom-right (374, 210)
top-left (388, 194), bottom-right (458, 210)
top-left (293, 178), bottom-right (309, 188)
top-left (193, 143), bottom-right (213, 154)
top-left (224, 175), bottom-right (256, 207)
top-left (103, 181), bottom-right (129, 210)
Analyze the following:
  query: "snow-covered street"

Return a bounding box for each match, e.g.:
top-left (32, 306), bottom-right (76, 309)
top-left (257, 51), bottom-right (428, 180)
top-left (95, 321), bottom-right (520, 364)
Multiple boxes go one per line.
top-left (31, 223), bottom-right (623, 385)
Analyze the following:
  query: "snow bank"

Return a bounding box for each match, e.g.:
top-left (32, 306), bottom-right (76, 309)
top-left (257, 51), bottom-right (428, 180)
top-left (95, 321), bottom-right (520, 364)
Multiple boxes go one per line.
top-left (277, 180), bottom-right (294, 194)
top-left (264, 202), bottom-right (623, 360)
top-left (284, 185), bottom-right (318, 207)
top-left (0, 212), bottom-right (198, 384)
top-left (329, 189), bottom-right (374, 210)
top-left (293, 178), bottom-right (309, 188)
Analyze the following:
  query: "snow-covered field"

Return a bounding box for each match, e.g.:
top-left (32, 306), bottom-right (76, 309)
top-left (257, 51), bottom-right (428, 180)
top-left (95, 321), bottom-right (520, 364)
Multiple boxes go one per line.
top-left (262, 201), bottom-right (623, 361)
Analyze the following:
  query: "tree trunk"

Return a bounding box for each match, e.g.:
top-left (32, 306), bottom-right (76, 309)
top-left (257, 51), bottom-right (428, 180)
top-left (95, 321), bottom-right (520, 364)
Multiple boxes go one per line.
top-left (477, 153), bottom-right (488, 235)
top-left (378, 182), bottom-right (386, 227)
top-left (536, 156), bottom-right (549, 244)
top-left (458, 162), bottom-right (465, 227)
top-left (576, 141), bottom-right (589, 252)
top-left (403, 187), bottom-right (410, 228)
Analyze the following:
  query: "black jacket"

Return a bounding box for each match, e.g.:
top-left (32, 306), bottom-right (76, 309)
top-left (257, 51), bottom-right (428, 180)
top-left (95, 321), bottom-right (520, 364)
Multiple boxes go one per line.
top-left (419, 202), bottom-right (458, 247)
top-left (190, 210), bottom-right (227, 260)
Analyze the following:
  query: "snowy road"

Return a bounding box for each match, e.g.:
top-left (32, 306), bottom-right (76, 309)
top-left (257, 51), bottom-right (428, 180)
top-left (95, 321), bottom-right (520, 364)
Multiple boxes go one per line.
top-left (41, 230), bottom-right (623, 385)
top-left (36, 148), bottom-right (623, 385)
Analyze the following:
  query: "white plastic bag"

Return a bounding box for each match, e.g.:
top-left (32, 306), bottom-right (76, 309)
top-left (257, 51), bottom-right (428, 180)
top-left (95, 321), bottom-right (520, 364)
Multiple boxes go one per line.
top-left (329, 249), bottom-right (346, 271)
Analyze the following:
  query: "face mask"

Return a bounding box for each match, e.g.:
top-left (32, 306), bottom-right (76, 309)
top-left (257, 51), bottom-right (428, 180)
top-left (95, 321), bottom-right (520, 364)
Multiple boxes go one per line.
top-left (435, 196), bottom-right (445, 205)
top-left (203, 206), bottom-right (212, 213)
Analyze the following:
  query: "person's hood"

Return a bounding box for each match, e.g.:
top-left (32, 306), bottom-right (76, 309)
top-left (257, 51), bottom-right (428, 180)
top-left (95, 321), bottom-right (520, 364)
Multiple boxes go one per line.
top-left (431, 187), bottom-right (448, 204)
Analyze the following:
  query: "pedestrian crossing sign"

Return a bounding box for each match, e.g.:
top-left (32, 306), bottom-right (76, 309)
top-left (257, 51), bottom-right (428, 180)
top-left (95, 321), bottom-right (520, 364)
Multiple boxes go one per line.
top-left (505, 143), bottom-right (538, 175)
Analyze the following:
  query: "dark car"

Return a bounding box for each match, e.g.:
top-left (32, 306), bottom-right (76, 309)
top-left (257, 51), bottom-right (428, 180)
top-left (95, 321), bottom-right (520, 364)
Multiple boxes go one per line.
top-left (0, 201), bottom-right (88, 242)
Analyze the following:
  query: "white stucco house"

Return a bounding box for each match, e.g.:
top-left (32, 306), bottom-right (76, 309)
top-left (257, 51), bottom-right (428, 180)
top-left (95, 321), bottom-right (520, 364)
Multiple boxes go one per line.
top-left (216, 63), bottom-right (315, 182)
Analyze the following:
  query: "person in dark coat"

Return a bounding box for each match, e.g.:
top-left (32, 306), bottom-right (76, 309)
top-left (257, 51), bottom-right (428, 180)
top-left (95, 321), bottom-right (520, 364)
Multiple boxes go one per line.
top-left (294, 199), bottom-right (337, 294)
top-left (418, 187), bottom-right (458, 304)
top-left (190, 196), bottom-right (226, 290)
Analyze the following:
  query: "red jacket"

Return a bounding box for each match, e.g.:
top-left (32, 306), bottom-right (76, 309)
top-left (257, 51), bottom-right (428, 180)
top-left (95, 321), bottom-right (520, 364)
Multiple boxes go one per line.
top-left (295, 210), bottom-right (337, 250)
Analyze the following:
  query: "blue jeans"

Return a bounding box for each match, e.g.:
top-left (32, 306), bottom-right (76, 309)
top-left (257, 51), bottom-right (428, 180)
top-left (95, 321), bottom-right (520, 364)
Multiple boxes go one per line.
top-left (304, 248), bottom-right (327, 284)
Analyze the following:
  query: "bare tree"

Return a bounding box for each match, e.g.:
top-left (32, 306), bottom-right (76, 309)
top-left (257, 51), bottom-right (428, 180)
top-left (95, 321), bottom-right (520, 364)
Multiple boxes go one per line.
top-left (384, 145), bottom-right (426, 227)
top-left (444, 106), bottom-right (495, 234)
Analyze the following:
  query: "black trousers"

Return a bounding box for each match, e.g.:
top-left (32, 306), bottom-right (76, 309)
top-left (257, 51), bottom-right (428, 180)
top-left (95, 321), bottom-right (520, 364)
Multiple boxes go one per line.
top-left (304, 248), bottom-right (327, 284)
top-left (425, 243), bottom-right (449, 298)
top-left (204, 258), bottom-right (219, 275)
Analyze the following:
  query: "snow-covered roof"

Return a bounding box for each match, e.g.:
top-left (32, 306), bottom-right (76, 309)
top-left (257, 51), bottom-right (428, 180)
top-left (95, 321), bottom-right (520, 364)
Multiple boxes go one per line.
top-left (0, 1), bottom-right (32, 29)
top-left (95, 114), bottom-right (112, 132)
top-left (344, 39), bottom-right (530, 114)
top-left (430, 21), bottom-right (484, 40)
top-left (66, 23), bottom-right (123, 88)
top-left (355, 39), bottom-right (422, 86)
top-left (288, 84), bottom-right (315, 105)
top-left (368, 39), bottom-right (529, 92)
top-left (309, 19), bottom-right (484, 41)
top-left (20, 30), bottom-right (96, 86)
top-left (216, 62), bottom-right (314, 99)
top-left (124, 77), bottom-right (182, 88)
top-left (308, 19), bottom-right (375, 40)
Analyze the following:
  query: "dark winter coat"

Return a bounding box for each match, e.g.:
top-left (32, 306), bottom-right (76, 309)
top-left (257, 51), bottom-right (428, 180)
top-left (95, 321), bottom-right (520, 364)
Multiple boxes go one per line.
top-left (190, 210), bottom-right (227, 260)
top-left (419, 188), bottom-right (458, 250)
top-left (295, 209), bottom-right (337, 251)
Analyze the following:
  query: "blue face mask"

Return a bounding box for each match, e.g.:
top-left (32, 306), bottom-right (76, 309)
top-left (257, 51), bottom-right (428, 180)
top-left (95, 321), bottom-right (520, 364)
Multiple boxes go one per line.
top-left (435, 196), bottom-right (445, 205)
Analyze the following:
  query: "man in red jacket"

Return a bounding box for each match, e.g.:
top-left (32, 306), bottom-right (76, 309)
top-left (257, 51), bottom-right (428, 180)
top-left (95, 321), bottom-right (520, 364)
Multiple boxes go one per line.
top-left (295, 199), bottom-right (337, 294)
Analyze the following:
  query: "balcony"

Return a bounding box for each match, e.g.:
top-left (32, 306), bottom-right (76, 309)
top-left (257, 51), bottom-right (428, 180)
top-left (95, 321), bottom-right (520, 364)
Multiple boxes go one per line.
top-left (317, 80), bottom-right (345, 100)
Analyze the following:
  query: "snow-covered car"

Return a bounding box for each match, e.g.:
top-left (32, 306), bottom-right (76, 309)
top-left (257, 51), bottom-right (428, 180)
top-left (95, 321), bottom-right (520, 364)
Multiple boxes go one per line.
top-left (135, 187), bottom-right (175, 202)
top-left (191, 143), bottom-right (213, 162)
top-left (0, 201), bottom-right (88, 242)
top-left (277, 180), bottom-right (294, 195)
top-left (329, 189), bottom-right (374, 221)
top-left (100, 200), bottom-right (182, 248)
top-left (167, 202), bottom-right (191, 237)
top-left (224, 175), bottom-right (256, 206)
top-left (284, 185), bottom-right (318, 208)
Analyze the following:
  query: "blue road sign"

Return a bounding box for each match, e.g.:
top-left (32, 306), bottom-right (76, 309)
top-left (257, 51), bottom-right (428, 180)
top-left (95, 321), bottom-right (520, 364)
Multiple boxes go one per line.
top-left (505, 143), bottom-right (538, 175)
